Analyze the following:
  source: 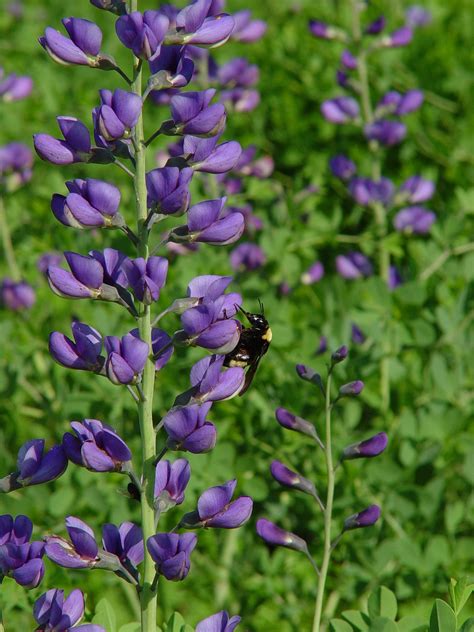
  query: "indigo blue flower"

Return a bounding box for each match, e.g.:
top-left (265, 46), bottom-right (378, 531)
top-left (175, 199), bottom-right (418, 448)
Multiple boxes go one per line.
top-left (196, 611), bottom-right (241, 632)
top-left (34, 588), bottom-right (105, 632)
top-left (0, 514), bottom-right (45, 588)
top-left (147, 532), bottom-right (197, 581)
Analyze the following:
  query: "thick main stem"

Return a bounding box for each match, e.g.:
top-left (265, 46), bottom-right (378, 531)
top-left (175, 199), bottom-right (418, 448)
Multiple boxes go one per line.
top-left (312, 373), bottom-right (335, 632)
top-left (0, 197), bottom-right (21, 280)
top-left (132, 51), bottom-right (158, 632)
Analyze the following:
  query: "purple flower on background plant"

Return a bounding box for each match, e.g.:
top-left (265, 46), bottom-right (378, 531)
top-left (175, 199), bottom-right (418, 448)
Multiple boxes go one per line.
top-left (343, 505), bottom-right (381, 530)
top-left (149, 45), bottom-right (194, 90)
top-left (101, 522), bottom-right (144, 570)
top-left (34, 116), bottom-right (91, 165)
top-left (388, 265), bottom-right (403, 289)
top-left (218, 57), bottom-right (259, 88)
top-left (393, 206), bottom-right (436, 234)
top-left (274, 407), bottom-right (317, 439)
top-left (321, 97), bottom-right (359, 124)
top-left (170, 197), bottom-right (244, 245)
top-left (125, 256), bottom-right (168, 304)
top-left (94, 89), bottom-right (142, 143)
top-left (341, 50), bottom-right (357, 70)
top-left (181, 479), bottom-right (253, 529)
top-left (270, 461), bottom-right (316, 496)
top-left (0, 514), bottom-right (44, 588)
top-left (104, 331), bottom-right (149, 385)
top-left (381, 89), bottom-right (424, 116)
top-left (336, 252), bottom-right (373, 279)
top-left (0, 142), bottom-right (33, 190)
top-left (308, 20), bottom-right (337, 40)
top-left (384, 26), bottom-right (413, 47)
top-left (34, 588), bottom-right (105, 632)
top-left (163, 403), bottom-right (216, 453)
top-left (342, 432), bottom-right (388, 460)
top-left (49, 321), bottom-right (104, 372)
top-left (62, 419), bottom-right (132, 473)
top-left (0, 72), bottom-right (33, 102)
top-left (147, 532), bottom-right (197, 581)
top-left (351, 323), bottom-right (365, 345)
top-left (178, 134), bottom-right (241, 173)
top-left (169, 89), bottom-right (226, 137)
top-left (256, 518), bottom-right (308, 553)
top-left (364, 120), bottom-right (406, 146)
top-left (339, 380), bottom-right (364, 397)
top-left (0, 279), bottom-right (35, 311)
top-left (40, 18), bottom-right (103, 68)
top-left (115, 11), bottom-right (169, 60)
top-left (172, 0), bottom-right (234, 47)
top-left (47, 251), bottom-right (104, 300)
top-left (154, 459), bottom-right (191, 511)
top-left (301, 261), bottom-right (324, 285)
top-left (329, 154), bottom-right (356, 180)
top-left (196, 610), bottom-right (241, 632)
top-left (45, 517), bottom-right (99, 569)
top-left (146, 166), bottom-right (193, 216)
top-left (365, 16), bottom-right (386, 35)
top-left (315, 335), bottom-right (327, 355)
top-left (189, 354), bottom-right (245, 403)
top-left (398, 175), bottom-right (435, 203)
top-left (230, 242), bottom-right (266, 271)
top-left (230, 10), bottom-right (266, 43)
top-left (37, 252), bottom-right (63, 275)
top-left (220, 87), bottom-right (260, 113)
top-left (51, 178), bottom-right (124, 229)
top-left (405, 6), bottom-right (432, 28)
top-left (349, 177), bottom-right (394, 206)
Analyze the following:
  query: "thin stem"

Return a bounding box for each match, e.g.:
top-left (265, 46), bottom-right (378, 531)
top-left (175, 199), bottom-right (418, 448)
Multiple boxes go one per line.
top-left (305, 549), bottom-right (321, 577)
top-left (419, 241), bottom-right (474, 281)
top-left (131, 39), bottom-right (158, 632)
top-left (0, 197), bottom-right (21, 280)
top-left (312, 490), bottom-right (326, 514)
top-left (311, 371), bottom-right (335, 632)
top-left (114, 66), bottom-right (133, 85)
top-left (144, 128), bottom-right (162, 148)
top-left (114, 158), bottom-right (135, 178)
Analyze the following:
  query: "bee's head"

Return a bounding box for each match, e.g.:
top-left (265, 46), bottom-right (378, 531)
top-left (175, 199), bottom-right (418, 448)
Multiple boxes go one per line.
top-left (236, 301), bottom-right (268, 329)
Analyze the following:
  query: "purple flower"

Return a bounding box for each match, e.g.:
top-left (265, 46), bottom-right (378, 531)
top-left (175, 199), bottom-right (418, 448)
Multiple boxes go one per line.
top-left (47, 252), bottom-right (104, 300)
top-left (93, 89), bottom-right (142, 144)
top-left (321, 97), bottom-right (359, 124)
top-left (274, 407), bottom-right (317, 439)
top-left (0, 142), bottom-right (33, 189)
top-left (146, 166), bottom-right (193, 216)
top-left (344, 505), bottom-right (381, 530)
top-left (170, 89), bottom-right (226, 137)
top-left (364, 120), bottom-right (406, 146)
top-left (405, 6), bottom-right (432, 29)
top-left (196, 611), bottom-right (241, 632)
top-left (189, 354), bottom-right (245, 403)
top-left (2, 440), bottom-right (67, 490)
top-left (384, 26), bottom-right (413, 47)
top-left (49, 321), bottom-right (104, 373)
top-left (34, 588), bottom-right (105, 632)
top-left (220, 88), bottom-right (260, 113)
top-left (377, 89), bottom-right (423, 116)
top-left (270, 461), bottom-right (316, 496)
top-left (0, 72), bottom-right (33, 102)
top-left (336, 252), bottom-right (373, 279)
top-left (393, 206), bottom-right (436, 234)
top-left (180, 134), bottom-right (242, 173)
top-left (331, 345), bottom-right (348, 363)
top-left (39, 18), bottom-right (103, 67)
top-left (63, 419), bottom-right (132, 473)
top-left (230, 242), bottom-right (266, 271)
top-left (163, 403), bottom-right (216, 453)
top-left (339, 380), bottom-right (364, 397)
top-left (343, 432), bottom-right (388, 460)
top-left (51, 178), bottom-right (123, 229)
top-left (365, 16), bottom-right (386, 35)
top-left (256, 518), bottom-right (308, 553)
top-left (295, 364), bottom-right (323, 387)
top-left (301, 261), bottom-right (324, 285)
top-left (171, 197), bottom-right (244, 245)
top-left (341, 50), bottom-right (357, 70)
top-left (0, 515), bottom-right (45, 588)
top-left (149, 46), bottom-right (194, 90)
top-left (398, 175), bottom-right (435, 204)
top-left (154, 459), bottom-right (191, 511)
top-left (116, 11), bottom-right (169, 60)
top-left (231, 10), bottom-right (266, 43)
top-left (388, 265), bottom-right (403, 290)
top-left (45, 517), bottom-right (99, 569)
top-left (34, 116), bottom-right (91, 165)
top-left (125, 256), bottom-right (168, 304)
top-left (104, 331), bottom-right (149, 385)
top-left (147, 532), bottom-right (197, 581)
top-left (349, 177), bottom-right (394, 206)
top-left (181, 480), bottom-right (253, 529)
top-left (0, 279), bottom-right (35, 311)
top-left (308, 20), bottom-right (337, 40)
top-left (101, 522), bottom-right (144, 570)
top-left (351, 323), bottom-right (365, 345)
top-left (218, 58), bottom-right (259, 87)
top-left (316, 335), bottom-right (328, 355)
top-left (172, 0), bottom-right (234, 47)
top-left (329, 154), bottom-right (356, 180)
top-left (37, 253), bottom-right (63, 275)
top-left (89, 248), bottom-right (130, 288)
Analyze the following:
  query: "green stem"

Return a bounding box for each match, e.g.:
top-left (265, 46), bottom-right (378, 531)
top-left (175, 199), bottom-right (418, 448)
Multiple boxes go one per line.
top-left (0, 197), bottom-right (21, 280)
top-left (131, 40), bottom-right (158, 632)
top-left (214, 528), bottom-right (240, 607)
top-left (311, 372), bottom-right (335, 632)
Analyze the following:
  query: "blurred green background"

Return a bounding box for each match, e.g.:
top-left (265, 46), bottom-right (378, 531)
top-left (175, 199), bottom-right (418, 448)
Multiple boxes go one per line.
top-left (0, 0), bottom-right (473, 629)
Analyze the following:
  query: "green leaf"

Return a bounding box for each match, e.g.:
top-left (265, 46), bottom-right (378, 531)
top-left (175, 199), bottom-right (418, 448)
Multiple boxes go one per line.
top-left (341, 610), bottom-right (370, 632)
top-left (330, 619), bottom-right (354, 632)
top-left (368, 587), bottom-right (398, 620)
top-left (118, 624), bottom-right (141, 632)
top-left (397, 615), bottom-right (427, 632)
top-left (429, 600), bottom-right (456, 632)
top-left (163, 612), bottom-right (192, 632)
top-left (368, 617), bottom-right (399, 632)
top-left (93, 598), bottom-right (117, 632)
top-left (460, 618), bottom-right (474, 632)
top-left (449, 577), bottom-right (474, 615)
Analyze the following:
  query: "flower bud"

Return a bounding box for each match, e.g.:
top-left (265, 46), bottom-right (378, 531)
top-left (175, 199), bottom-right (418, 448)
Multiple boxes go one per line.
top-left (274, 407), bottom-right (317, 439)
top-left (343, 505), bottom-right (381, 531)
top-left (339, 380), bottom-right (364, 397)
top-left (256, 518), bottom-right (307, 553)
top-left (295, 364), bottom-right (323, 389)
top-left (270, 461), bottom-right (316, 496)
top-left (331, 345), bottom-right (348, 364)
top-left (342, 432), bottom-right (388, 460)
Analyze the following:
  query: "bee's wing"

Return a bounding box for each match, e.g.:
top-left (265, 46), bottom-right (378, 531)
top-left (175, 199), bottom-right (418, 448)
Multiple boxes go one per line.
top-left (239, 353), bottom-right (264, 396)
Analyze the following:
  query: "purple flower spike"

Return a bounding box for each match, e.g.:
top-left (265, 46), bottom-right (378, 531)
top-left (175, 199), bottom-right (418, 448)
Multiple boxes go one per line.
top-left (384, 26), bottom-right (413, 47)
top-left (63, 419), bottom-right (132, 473)
top-left (270, 461), bottom-right (316, 496)
top-left (94, 89), bottom-right (142, 143)
top-left (231, 10), bottom-right (266, 43)
top-left (364, 120), bottom-right (406, 146)
top-left (154, 459), bottom-right (191, 511)
top-left (393, 206), bottom-right (436, 234)
top-left (181, 134), bottom-right (242, 174)
top-left (329, 154), bottom-right (356, 180)
top-left (0, 279), bottom-right (35, 311)
top-left (163, 403), bottom-right (216, 453)
top-left (0, 515), bottom-right (45, 588)
top-left (344, 505), bottom-right (381, 531)
top-left (172, 197), bottom-right (244, 246)
top-left (170, 89), bottom-right (226, 137)
top-left (116, 11), bottom-right (169, 60)
top-left (147, 532), bottom-right (197, 581)
top-left (190, 354), bottom-right (245, 403)
top-left (173, 0), bottom-right (235, 47)
top-left (51, 178), bottom-right (123, 229)
top-left (321, 97), bottom-right (359, 124)
top-left (399, 175), bottom-right (435, 204)
top-left (339, 380), bottom-right (364, 397)
top-left (336, 252), bottom-right (373, 279)
top-left (13, 439), bottom-right (67, 487)
top-left (256, 518), bottom-right (308, 553)
top-left (34, 116), bottom-right (91, 165)
top-left (49, 321), bottom-right (104, 373)
top-left (146, 166), bottom-right (193, 216)
top-left (274, 407), bottom-right (317, 439)
top-left (0, 73), bottom-right (33, 102)
top-left (343, 432), bottom-right (388, 460)
top-left (104, 331), bottom-right (149, 385)
top-left (47, 252), bottom-right (104, 300)
top-left (39, 18), bottom-right (103, 67)
top-left (196, 611), bottom-right (241, 632)
top-left (230, 242), bottom-right (266, 271)
top-left (301, 261), bottom-right (324, 285)
top-left (365, 16), bottom-right (386, 35)
top-left (34, 588), bottom-right (106, 632)
top-left (182, 479), bottom-right (253, 529)
top-left (125, 256), bottom-right (168, 304)
top-left (45, 516), bottom-right (99, 569)
top-left (102, 522), bottom-right (144, 569)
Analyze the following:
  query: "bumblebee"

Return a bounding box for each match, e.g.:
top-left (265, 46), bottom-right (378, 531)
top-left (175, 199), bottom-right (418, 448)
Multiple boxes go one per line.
top-left (224, 301), bottom-right (272, 395)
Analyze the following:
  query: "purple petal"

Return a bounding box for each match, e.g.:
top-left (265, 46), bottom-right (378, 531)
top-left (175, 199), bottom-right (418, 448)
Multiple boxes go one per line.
top-left (206, 496), bottom-right (253, 528)
top-left (63, 17), bottom-right (102, 55)
top-left (41, 27), bottom-right (90, 65)
top-left (198, 480), bottom-right (236, 519)
top-left (29, 445), bottom-right (68, 484)
top-left (57, 116), bottom-right (91, 153)
top-left (181, 423), bottom-right (216, 453)
top-left (17, 439), bottom-right (44, 480)
top-left (12, 558), bottom-right (44, 587)
top-left (81, 442), bottom-right (115, 472)
top-left (61, 588), bottom-right (85, 627)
